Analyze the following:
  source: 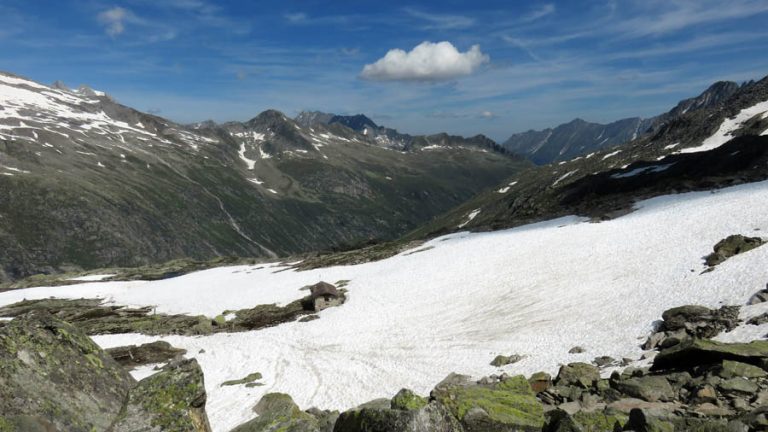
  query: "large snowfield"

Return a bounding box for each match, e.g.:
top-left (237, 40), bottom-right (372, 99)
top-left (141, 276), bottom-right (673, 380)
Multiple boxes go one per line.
top-left (3, 181), bottom-right (768, 431)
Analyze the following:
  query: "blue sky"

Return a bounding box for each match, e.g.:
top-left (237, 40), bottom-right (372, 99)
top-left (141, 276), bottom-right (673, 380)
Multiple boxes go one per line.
top-left (2, 0), bottom-right (768, 141)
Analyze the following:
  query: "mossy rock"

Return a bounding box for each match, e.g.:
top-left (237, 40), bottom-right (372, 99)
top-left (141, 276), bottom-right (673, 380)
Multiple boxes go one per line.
top-left (432, 375), bottom-right (545, 431)
top-left (390, 389), bottom-right (428, 411)
top-left (111, 358), bottom-right (212, 431)
top-left (572, 411), bottom-right (627, 431)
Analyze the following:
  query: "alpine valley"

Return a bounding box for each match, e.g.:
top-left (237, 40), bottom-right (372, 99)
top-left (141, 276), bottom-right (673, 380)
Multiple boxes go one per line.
top-left (1, 65), bottom-right (768, 432)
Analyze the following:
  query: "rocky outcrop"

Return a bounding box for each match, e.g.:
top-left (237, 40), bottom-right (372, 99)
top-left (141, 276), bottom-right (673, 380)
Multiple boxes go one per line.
top-left (0, 292), bottom-right (347, 337)
top-left (0, 312), bottom-right (213, 431)
top-left (0, 311), bottom-right (132, 431)
top-left (111, 359), bottom-right (212, 432)
top-left (107, 340), bottom-right (187, 368)
top-left (642, 305), bottom-right (740, 350)
top-left (705, 235), bottom-right (766, 267)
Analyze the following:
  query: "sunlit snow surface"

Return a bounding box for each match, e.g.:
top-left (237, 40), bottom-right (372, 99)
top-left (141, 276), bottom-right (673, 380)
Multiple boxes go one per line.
top-left (3, 181), bottom-right (768, 431)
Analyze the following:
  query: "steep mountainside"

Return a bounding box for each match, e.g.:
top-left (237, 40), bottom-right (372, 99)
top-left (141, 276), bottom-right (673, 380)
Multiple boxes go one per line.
top-left (502, 81), bottom-right (741, 164)
top-left (411, 75), bottom-right (768, 239)
top-left (0, 72), bottom-right (529, 281)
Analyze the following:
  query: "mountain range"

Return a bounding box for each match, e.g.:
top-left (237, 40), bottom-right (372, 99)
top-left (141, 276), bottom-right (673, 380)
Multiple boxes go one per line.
top-left (0, 71), bottom-right (528, 282)
top-left (501, 80), bottom-right (742, 164)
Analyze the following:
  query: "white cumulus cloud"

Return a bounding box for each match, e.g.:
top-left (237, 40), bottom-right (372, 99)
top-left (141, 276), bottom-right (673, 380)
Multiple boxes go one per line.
top-left (360, 41), bottom-right (489, 82)
top-left (98, 7), bottom-right (129, 37)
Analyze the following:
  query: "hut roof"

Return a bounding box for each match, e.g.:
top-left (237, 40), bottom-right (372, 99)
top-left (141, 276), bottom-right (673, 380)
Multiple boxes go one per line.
top-left (309, 281), bottom-right (339, 298)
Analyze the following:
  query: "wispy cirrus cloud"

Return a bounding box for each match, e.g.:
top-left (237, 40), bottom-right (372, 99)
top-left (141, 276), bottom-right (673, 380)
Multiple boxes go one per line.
top-left (522, 4), bottom-right (555, 22)
top-left (403, 8), bottom-right (475, 30)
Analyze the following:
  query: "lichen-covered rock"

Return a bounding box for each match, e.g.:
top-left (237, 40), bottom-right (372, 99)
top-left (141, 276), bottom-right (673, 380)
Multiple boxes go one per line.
top-left (652, 339), bottom-right (768, 371)
top-left (107, 340), bottom-right (187, 368)
top-left (555, 363), bottom-right (600, 389)
top-left (232, 393), bottom-right (331, 432)
top-left (718, 360), bottom-right (767, 379)
top-left (0, 311), bottom-right (133, 432)
top-left (431, 374), bottom-right (545, 432)
top-left (704, 235), bottom-right (765, 267)
top-left (111, 358), bottom-right (212, 432)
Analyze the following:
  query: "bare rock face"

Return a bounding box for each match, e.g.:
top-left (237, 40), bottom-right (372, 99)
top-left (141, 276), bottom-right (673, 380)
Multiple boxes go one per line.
top-left (0, 311), bottom-right (133, 431)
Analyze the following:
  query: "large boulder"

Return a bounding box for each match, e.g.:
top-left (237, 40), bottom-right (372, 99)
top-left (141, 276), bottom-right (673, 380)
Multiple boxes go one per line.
top-left (431, 374), bottom-right (545, 432)
top-left (704, 235), bottom-right (765, 267)
top-left (555, 363), bottom-right (600, 389)
top-left (643, 305), bottom-right (741, 350)
top-left (111, 358), bottom-right (211, 431)
top-left (333, 401), bottom-right (462, 432)
top-left (652, 338), bottom-right (768, 371)
top-left (0, 311), bottom-right (133, 431)
top-left (232, 393), bottom-right (337, 432)
top-left (612, 376), bottom-right (675, 402)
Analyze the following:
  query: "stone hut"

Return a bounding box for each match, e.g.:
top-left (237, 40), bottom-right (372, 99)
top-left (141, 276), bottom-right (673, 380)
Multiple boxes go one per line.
top-left (309, 281), bottom-right (343, 312)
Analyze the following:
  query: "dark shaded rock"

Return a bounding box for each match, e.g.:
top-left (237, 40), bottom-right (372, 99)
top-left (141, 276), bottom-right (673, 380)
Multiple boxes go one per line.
top-left (555, 363), bottom-right (600, 388)
top-left (106, 340), bottom-right (187, 368)
top-left (111, 358), bottom-right (212, 431)
top-left (0, 311), bottom-right (133, 432)
top-left (704, 235), bottom-right (765, 267)
top-left (747, 286), bottom-right (768, 305)
top-left (568, 346), bottom-right (585, 354)
top-left (491, 354), bottom-right (524, 367)
top-left (652, 339), bottom-right (768, 371)
top-left (431, 374), bottom-right (545, 431)
top-left (746, 312), bottom-right (768, 326)
top-left (621, 408), bottom-right (675, 432)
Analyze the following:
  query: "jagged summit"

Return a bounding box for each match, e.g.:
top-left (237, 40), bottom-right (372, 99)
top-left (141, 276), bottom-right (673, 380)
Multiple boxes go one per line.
top-left (503, 80), bottom-right (742, 165)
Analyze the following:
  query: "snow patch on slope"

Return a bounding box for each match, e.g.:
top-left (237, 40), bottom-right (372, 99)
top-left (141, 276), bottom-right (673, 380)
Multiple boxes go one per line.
top-left (680, 100), bottom-right (768, 153)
